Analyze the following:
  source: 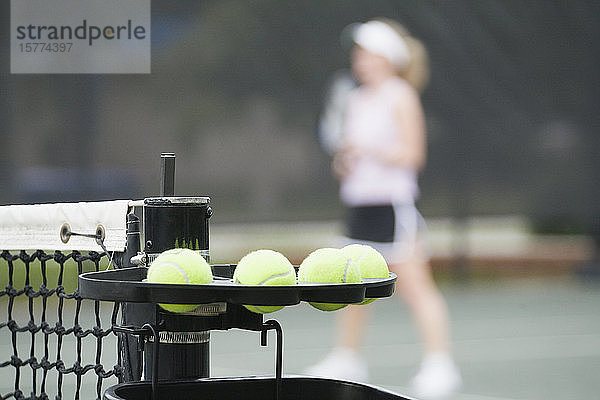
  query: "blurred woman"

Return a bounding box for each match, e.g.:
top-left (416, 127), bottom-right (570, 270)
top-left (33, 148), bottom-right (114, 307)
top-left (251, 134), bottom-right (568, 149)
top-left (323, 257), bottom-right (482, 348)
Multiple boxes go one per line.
top-left (306, 19), bottom-right (461, 400)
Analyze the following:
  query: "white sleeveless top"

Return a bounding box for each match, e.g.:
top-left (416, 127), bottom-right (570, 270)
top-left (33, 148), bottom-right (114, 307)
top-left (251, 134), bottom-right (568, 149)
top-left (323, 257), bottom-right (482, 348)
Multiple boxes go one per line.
top-left (339, 77), bottom-right (419, 206)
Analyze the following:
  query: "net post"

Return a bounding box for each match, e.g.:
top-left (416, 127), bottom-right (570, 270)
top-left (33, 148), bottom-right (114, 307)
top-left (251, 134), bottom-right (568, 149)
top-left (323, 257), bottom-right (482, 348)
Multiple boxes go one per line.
top-left (124, 213), bottom-right (141, 268)
top-left (120, 212), bottom-right (144, 381)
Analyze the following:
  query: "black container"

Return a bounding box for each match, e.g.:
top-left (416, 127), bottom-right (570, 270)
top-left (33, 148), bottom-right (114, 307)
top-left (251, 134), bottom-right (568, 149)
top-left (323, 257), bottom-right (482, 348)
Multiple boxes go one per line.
top-left (133, 196), bottom-right (213, 381)
top-left (144, 333), bottom-right (210, 381)
top-left (143, 197), bottom-right (212, 263)
top-left (104, 376), bottom-right (410, 400)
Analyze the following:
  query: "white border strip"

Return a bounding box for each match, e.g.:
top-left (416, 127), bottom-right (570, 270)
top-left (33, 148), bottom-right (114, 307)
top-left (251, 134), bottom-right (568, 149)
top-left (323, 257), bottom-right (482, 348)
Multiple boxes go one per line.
top-left (0, 200), bottom-right (130, 251)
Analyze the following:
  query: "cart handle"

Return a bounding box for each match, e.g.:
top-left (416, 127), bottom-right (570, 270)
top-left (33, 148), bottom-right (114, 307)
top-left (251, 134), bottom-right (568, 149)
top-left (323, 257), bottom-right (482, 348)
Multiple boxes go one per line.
top-left (114, 323), bottom-right (160, 400)
top-left (261, 320), bottom-right (283, 400)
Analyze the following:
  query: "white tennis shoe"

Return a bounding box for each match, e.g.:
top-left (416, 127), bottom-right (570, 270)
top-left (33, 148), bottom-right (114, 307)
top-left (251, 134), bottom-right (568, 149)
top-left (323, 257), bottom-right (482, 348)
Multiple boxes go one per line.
top-left (304, 347), bottom-right (369, 383)
top-left (410, 353), bottom-right (462, 399)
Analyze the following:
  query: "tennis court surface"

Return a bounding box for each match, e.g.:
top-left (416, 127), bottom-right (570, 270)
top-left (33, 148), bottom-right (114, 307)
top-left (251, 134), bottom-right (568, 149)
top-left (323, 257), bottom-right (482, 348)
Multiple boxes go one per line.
top-left (210, 274), bottom-right (600, 400)
top-left (1, 209), bottom-right (598, 400)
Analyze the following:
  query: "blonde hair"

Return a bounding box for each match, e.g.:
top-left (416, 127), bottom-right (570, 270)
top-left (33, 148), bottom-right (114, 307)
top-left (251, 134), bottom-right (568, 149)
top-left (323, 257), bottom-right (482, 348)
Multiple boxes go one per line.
top-left (374, 18), bottom-right (430, 93)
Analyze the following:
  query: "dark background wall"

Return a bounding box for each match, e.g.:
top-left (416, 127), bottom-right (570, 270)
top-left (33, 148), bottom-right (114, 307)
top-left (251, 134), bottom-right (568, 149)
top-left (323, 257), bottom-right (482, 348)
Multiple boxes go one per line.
top-left (1, 0), bottom-right (598, 235)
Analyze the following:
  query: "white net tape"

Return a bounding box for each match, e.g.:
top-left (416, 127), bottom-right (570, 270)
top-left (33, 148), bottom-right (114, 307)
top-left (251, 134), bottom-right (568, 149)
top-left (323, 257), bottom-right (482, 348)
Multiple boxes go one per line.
top-left (0, 200), bottom-right (131, 252)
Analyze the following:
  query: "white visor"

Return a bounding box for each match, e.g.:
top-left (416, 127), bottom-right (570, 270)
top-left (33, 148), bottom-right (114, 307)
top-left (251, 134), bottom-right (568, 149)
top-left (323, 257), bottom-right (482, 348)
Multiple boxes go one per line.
top-left (352, 21), bottom-right (410, 70)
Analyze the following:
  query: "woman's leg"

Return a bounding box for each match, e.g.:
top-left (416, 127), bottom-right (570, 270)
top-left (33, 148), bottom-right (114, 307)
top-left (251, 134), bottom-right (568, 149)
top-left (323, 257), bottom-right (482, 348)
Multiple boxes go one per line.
top-left (390, 244), bottom-right (449, 354)
top-left (303, 303), bottom-right (370, 381)
top-left (392, 243), bottom-right (461, 399)
top-left (338, 303), bottom-right (370, 350)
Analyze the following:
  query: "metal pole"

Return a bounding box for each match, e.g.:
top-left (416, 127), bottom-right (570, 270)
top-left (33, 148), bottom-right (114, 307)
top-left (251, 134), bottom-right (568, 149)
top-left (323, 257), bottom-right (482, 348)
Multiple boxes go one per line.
top-left (160, 153), bottom-right (175, 196)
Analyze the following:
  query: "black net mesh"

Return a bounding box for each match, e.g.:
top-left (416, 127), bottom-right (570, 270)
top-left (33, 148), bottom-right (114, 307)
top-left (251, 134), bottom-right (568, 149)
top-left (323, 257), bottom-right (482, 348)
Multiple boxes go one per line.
top-left (0, 250), bottom-right (122, 400)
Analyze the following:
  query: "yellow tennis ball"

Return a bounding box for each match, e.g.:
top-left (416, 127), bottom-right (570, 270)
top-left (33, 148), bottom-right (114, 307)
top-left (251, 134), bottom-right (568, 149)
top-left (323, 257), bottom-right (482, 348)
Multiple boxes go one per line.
top-left (147, 248), bottom-right (213, 313)
top-left (233, 249), bottom-right (297, 314)
top-left (298, 247), bottom-right (361, 311)
top-left (341, 244), bottom-right (389, 304)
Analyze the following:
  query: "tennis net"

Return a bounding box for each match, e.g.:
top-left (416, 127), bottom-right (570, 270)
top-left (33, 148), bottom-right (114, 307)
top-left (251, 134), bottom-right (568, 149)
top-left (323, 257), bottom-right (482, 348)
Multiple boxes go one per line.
top-left (0, 200), bottom-right (130, 400)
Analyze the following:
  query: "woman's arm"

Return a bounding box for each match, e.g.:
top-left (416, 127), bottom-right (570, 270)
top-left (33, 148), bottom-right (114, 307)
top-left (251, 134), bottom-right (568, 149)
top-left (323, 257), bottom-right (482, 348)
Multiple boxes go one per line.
top-left (377, 86), bottom-right (427, 171)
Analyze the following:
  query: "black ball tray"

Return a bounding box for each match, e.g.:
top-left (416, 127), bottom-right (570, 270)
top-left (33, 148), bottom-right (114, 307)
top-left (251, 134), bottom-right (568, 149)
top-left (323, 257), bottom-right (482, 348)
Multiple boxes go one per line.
top-left (79, 265), bottom-right (396, 306)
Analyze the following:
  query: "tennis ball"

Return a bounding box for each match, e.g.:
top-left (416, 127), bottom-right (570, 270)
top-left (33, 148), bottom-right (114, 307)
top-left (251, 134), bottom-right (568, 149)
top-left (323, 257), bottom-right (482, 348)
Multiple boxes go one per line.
top-left (298, 247), bottom-right (361, 311)
top-left (147, 248), bottom-right (213, 313)
top-left (233, 249), bottom-right (297, 314)
top-left (341, 244), bottom-right (389, 304)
